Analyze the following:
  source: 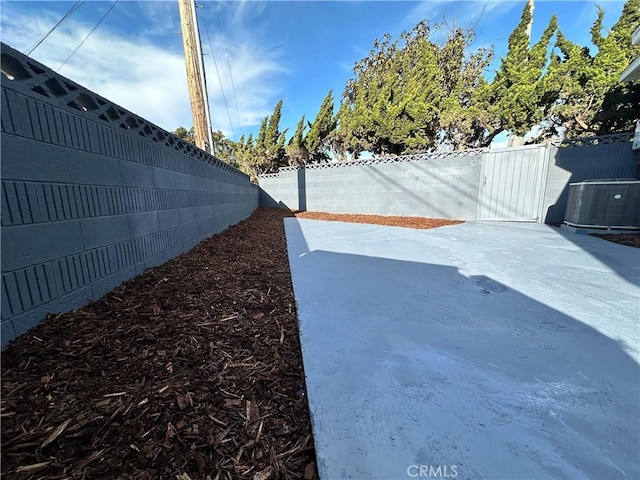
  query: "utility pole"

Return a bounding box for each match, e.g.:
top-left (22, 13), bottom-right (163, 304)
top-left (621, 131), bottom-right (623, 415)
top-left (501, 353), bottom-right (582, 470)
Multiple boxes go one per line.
top-left (178, 0), bottom-right (214, 154)
top-left (526, 0), bottom-right (534, 42)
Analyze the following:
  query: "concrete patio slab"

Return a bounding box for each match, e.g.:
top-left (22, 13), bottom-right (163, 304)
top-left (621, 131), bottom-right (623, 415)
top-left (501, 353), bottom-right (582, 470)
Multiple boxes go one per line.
top-left (284, 218), bottom-right (640, 480)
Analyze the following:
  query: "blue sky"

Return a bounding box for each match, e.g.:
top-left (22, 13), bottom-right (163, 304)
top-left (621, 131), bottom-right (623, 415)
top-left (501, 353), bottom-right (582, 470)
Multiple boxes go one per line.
top-left (0, 0), bottom-right (628, 143)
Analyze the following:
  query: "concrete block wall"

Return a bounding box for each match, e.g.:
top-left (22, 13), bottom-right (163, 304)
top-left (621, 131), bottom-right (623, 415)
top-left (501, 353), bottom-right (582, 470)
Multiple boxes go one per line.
top-left (260, 153), bottom-right (483, 219)
top-left (1, 43), bottom-right (258, 346)
top-left (260, 139), bottom-right (638, 223)
top-left (543, 142), bottom-right (639, 224)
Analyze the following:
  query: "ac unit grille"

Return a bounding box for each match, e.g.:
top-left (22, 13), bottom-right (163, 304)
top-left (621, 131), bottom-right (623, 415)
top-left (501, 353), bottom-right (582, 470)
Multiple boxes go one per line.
top-left (564, 180), bottom-right (640, 229)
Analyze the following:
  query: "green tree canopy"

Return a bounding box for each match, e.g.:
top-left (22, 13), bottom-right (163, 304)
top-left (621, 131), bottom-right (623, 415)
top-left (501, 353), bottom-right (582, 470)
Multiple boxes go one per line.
top-left (541, 0), bottom-right (640, 137)
top-left (234, 133), bottom-right (258, 180)
top-left (285, 115), bottom-right (309, 166)
top-left (484, 1), bottom-right (558, 141)
top-left (211, 130), bottom-right (236, 166)
top-left (173, 126), bottom-right (195, 144)
top-left (234, 100), bottom-right (288, 180)
top-left (177, 0), bottom-right (640, 177)
top-left (334, 20), bottom-right (494, 157)
top-left (305, 90), bottom-right (337, 162)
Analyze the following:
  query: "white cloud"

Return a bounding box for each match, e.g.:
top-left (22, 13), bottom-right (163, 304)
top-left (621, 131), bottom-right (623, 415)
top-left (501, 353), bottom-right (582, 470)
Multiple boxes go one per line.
top-left (200, 25), bottom-right (287, 139)
top-left (403, 0), bottom-right (518, 32)
top-left (135, 1), bottom-right (180, 38)
top-left (0, 2), bottom-right (287, 138)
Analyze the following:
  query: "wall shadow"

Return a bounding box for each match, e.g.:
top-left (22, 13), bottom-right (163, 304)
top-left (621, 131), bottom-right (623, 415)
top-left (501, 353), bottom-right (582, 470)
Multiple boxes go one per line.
top-left (364, 158), bottom-right (516, 220)
top-left (541, 143), bottom-right (639, 284)
top-left (297, 167), bottom-right (307, 212)
top-left (544, 143), bottom-right (639, 224)
top-left (549, 225), bottom-right (640, 286)
top-left (285, 218), bottom-right (639, 480)
top-left (258, 187), bottom-right (291, 210)
top-left (363, 162), bottom-right (471, 219)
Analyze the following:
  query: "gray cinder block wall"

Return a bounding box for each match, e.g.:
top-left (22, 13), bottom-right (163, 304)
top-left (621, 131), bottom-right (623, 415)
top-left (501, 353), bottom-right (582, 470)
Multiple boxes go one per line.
top-left (543, 141), bottom-right (639, 224)
top-left (1, 43), bottom-right (258, 346)
top-left (260, 151), bottom-right (485, 218)
top-left (259, 140), bottom-right (637, 223)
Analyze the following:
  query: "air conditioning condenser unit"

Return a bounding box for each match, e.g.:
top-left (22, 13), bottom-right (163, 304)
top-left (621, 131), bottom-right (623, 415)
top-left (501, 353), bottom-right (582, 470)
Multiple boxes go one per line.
top-left (564, 179), bottom-right (640, 230)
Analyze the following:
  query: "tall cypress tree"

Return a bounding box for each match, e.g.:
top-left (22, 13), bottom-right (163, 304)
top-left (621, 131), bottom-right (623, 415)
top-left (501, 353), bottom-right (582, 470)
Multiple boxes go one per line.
top-left (305, 90), bottom-right (337, 162)
top-left (256, 116), bottom-right (268, 152)
top-left (434, 27), bottom-right (493, 149)
top-left (234, 133), bottom-right (259, 181)
top-left (334, 19), bottom-right (492, 156)
top-left (265, 99), bottom-right (286, 159)
top-left (234, 100), bottom-right (288, 180)
top-left (285, 115), bottom-right (309, 166)
top-left (486, 0), bottom-right (557, 139)
top-left (251, 100), bottom-right (288, 174)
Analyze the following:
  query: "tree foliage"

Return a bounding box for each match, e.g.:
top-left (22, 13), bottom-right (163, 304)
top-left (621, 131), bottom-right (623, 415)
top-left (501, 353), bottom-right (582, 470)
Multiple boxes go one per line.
top-left (234, 133), bottom-right (256, 180)
top-left (485, 1), bottom-right (558, 139)
top-left (332, 0), bottom-right (639, 156)
top-left (173, 127), bottom-right (238, 166)
top-left (173, 126), bottom-right (195, 144)
top-left (285, 115), bottom-right (309, 166)
top-left (212, 130), bottom-right (237, 166)
top-left (177, 0), bottom-right (640, 174)
top-left (233, 100), bottom-right (288, 180)
top-left (305, 90), bottom-right (337, 162)
top-left (334, 20), bottom-right (494, 157)
top-left (541, 0), bottom-right (640, 137)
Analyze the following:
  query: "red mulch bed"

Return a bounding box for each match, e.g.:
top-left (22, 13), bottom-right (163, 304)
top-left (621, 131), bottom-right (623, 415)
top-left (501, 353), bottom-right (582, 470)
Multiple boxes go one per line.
top-left (294, 211), bottom-right (463, 229)
top-left (1, 208), bottom-right (317, 480)
top-left (590, 233), bottom-right (640, 248)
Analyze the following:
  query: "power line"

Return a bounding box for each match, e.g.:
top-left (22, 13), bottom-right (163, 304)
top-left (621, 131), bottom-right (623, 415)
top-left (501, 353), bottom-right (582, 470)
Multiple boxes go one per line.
top-left (57, 0), bottom-right (119, 72)
top-left (25, 1), bottom-right (85, 56)
top-left (201, 13), bottom-right (236, 141)
top-left (216, 8), bottom-right (244, 138)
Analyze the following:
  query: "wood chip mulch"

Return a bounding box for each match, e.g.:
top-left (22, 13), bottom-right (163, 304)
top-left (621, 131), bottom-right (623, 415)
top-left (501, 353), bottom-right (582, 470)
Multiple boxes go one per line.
top-left (590, 233), bottom-right (640, 248)
top-left (294, 211), bottom-right (463, 229)
top-left (1, 207), bottom-right (318, 480)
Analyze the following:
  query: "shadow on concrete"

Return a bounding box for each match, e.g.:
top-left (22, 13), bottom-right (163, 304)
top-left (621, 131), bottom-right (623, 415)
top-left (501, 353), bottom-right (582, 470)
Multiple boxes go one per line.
top-left (549, 225), bottom-right (640, 287)
top-left (262, 143), bottom-right (639, 285)
top-left (285, 218), bottom-right (639, 480)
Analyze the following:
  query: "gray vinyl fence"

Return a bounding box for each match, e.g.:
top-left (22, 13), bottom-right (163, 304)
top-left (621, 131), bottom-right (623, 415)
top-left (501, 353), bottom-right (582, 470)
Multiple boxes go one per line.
top-left (259, 136), bottom-right (638, 224)
top-left (1, 43), bottom-right (259, 346)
